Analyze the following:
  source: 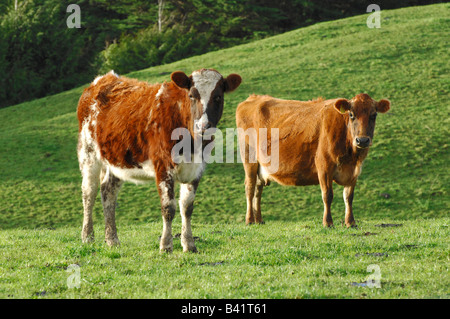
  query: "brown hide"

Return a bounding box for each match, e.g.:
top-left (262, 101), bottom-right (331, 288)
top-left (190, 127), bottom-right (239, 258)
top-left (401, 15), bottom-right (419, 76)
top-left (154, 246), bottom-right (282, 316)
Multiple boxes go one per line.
top-left (77, 74), bottom-right (191, 173)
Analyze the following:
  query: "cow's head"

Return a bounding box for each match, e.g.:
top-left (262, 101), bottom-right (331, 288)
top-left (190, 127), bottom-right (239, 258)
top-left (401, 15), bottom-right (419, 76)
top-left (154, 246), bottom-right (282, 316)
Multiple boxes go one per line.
top-left (171, 69), bottom-right (241, 136)
top-left (334, 93), bottom-right (390, 149)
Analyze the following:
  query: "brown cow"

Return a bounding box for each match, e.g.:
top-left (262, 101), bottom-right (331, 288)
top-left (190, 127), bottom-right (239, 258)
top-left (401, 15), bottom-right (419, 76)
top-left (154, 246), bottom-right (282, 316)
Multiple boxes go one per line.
top-left (236, 93), bottom-right (390, 227)
top-left (77, 69), bottom-right (241, 252)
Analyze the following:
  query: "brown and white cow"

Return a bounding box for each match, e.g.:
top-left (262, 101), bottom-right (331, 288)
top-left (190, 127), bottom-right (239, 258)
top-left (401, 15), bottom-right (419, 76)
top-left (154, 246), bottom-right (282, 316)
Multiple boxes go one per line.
top-left (236, 93), bottom-right (390, 227)
top-left (77, 69), bottom-right (241, 252)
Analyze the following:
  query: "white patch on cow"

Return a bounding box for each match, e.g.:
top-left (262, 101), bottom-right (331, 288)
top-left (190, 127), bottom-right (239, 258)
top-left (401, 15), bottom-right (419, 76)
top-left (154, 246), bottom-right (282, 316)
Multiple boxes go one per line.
top-left (192, 70), bottom-right (221, 112)
top-left (107, 160), bottom-right (156, 185)
top-left (78, 106), bottom-right (101, 166)
top-left (109, 70), bottom-right (119, 78)
top-left (104, 159), bottom-right (202, 186)
top-left (153, 84), bottom-right (166, 114)
top-left (258, 165), bottom-right (272, 183)
top-left (92, 75), bottom-right (103, 86)
top-left (194, 113), bottom-right (210, 133)
top-left (148, 109), bottom-right (153, 122)
top-left (89, 102), bottom-right (99, 127)
top-left (173, 161), bottom-right (205, 184)
top-left (156, 83), bottom-right (166, 100)
top-left (89, 101), bottom-right (98, 113)
top-left (258, 163), bottom-right (287, 185)
top-left (101, 166), bottom-right (110, 184)
top-left (92, 70), bottom-right (118, 86)
top-left (191, 70), bottom-right (221, 132)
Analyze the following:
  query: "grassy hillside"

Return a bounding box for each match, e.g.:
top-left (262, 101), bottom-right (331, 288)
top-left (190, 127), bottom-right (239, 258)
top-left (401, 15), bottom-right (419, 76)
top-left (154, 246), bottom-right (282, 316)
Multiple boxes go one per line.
top-left (0, 3), bottom-right (448, 300)
top-left (1, 4), bottom-right (448, 229)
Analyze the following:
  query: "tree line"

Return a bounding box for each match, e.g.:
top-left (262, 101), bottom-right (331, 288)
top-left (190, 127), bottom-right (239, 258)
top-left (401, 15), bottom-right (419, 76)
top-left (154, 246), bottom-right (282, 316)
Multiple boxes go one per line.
top-left (0, 0), bottom-right (442, 108)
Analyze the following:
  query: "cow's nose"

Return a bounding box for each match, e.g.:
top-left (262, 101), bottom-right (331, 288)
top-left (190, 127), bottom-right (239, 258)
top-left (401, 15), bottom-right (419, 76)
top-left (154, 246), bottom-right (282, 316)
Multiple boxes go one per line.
top-left (355, 137), bottom-right (371, 148)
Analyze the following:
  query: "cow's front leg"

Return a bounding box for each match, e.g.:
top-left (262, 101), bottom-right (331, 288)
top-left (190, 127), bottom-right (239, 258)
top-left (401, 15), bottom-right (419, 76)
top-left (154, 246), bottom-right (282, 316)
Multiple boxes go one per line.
top-left (179, 181), bottom-right (199, 252)
top-left (318, 171), bottom-right (334, 227)
top-left (157, 174), bottom-right (176, 253)
top-left (343, 184), bottom-right (356, 228)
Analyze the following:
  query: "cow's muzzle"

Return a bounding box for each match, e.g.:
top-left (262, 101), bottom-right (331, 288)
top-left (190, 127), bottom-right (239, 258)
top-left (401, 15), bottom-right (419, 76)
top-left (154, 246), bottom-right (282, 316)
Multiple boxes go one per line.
top-left (195, 123), bottom-right (216, 139)
top-left (195, 121), bottom-right (213, 133)
top-left (355, 136), bottom-right (371, 149)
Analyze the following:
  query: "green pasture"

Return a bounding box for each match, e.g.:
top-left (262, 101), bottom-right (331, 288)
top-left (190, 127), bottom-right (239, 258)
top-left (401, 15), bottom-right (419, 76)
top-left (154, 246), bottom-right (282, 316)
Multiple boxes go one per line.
top-left (0, 4), bottom-right (448, 298)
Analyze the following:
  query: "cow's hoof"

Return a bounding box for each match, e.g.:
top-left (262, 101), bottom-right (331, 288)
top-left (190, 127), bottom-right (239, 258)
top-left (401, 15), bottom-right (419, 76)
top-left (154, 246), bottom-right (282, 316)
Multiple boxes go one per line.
top-left (181, 236), bottom-right (198, 253)
top-left (81, 232), bottom-right (95, 243)
top-left (160, 247), bottom-right (173, 253)
top-left (344, 219), bottom-right (357, 228)
top-left (247, 221), bottom-right (265, 226)
top-left (105, 237), bottom-right (120, 247)
top-left (160, 241), bottom-right (173, 253)
top-left (160, 235), bottom-right (173, 253)
top-left (183, 246), bottom-right (198, 253)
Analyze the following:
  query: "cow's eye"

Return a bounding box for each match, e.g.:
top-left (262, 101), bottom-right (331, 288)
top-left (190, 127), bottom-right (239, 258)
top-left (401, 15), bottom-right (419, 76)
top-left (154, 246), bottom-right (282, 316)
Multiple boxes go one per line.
top-left (214, 96), bottom-right (222, 103)
top-left (370, 113), bottom-right (377, 120)
top-left (349, 112), bottom-right (355, 120)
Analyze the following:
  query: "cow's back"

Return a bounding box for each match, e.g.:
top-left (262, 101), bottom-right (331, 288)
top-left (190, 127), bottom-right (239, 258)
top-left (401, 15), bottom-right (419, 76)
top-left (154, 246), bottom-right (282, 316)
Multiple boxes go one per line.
top-left (237, 95), bottom-right (326, 135)
top-left (236, 95), bottom-right (339, 186)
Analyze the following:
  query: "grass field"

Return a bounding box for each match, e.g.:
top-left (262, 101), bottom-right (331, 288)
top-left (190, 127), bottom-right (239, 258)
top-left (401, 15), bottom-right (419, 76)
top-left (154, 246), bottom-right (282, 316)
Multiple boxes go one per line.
top-left (0, 219), bottom-right (448, 298)
top-left (0, 4), bottom-right (449, 298)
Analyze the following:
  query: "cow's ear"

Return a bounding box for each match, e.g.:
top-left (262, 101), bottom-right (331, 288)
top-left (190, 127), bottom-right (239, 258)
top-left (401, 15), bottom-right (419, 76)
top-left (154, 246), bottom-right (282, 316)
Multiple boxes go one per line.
top-left (377, 99), bottom-right (390, 113)
top-left (171, 71), bottom-right (191, 89)
top-left (334, 99), bottom-right (351, 114)
top-left (224, 74), bottom-right (242, 93)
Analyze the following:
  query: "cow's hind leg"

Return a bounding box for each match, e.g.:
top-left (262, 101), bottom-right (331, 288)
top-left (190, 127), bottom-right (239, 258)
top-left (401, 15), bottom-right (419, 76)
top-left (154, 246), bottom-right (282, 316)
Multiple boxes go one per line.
top-left (100, 167), bottom-right (123, 246)
top-left (318, 170), bottom-right (334, 227)
top-left (179, 181), bottom-right (199, 252)
top-left (80, 159), bottom-right (101, 243)
top-left (252, 174), bottom-right (265, 224)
